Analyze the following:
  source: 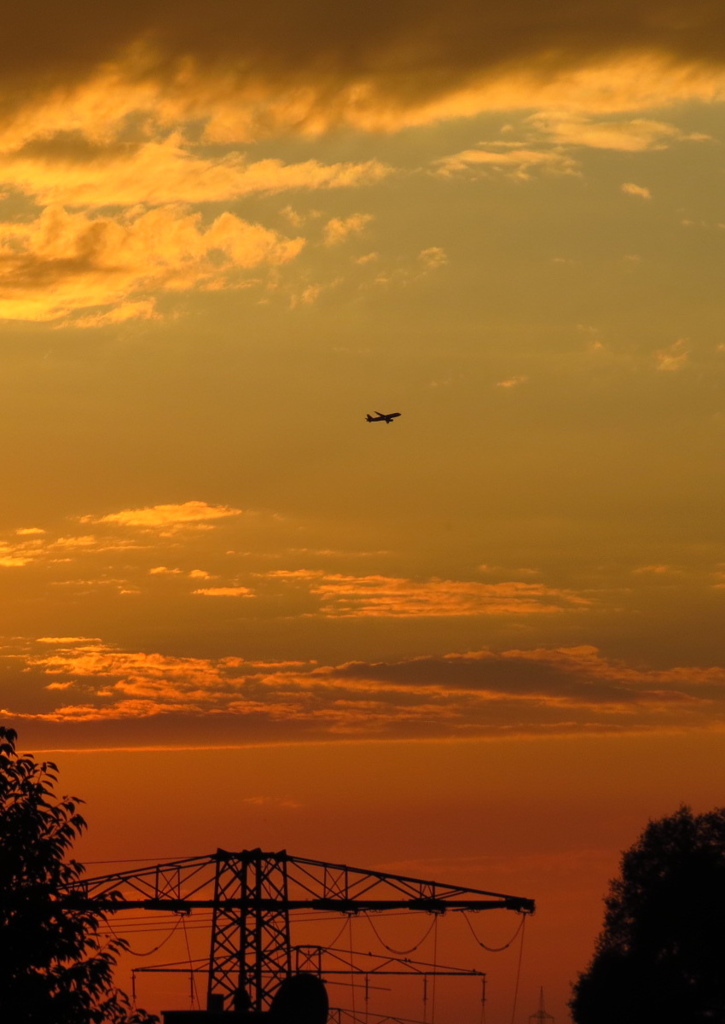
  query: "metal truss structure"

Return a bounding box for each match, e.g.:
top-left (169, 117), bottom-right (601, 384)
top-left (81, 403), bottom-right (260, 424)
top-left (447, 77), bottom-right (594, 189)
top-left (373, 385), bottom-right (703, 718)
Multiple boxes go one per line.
top-left (63, 848), bottom-right (534, 1013)
top-left (292, 946), bottom-right (484, 978)
top-left (133, 947), bottom-right (485, 990)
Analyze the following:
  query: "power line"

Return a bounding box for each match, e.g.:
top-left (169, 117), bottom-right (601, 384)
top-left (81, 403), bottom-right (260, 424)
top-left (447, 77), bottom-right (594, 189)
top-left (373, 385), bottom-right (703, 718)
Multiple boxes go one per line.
top-left (509, 915), bottom-right (528, 1024)
top-left (105, 913), bottom-right (186, 958)
top-left (461, 911), bottom-right (526, 953)
top-left (364, 914), bottom-right (438, 956)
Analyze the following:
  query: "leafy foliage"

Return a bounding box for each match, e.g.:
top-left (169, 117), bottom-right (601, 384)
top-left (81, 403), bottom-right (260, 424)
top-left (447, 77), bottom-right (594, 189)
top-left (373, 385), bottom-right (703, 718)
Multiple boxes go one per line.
top-left (571, 805), bottom-right (725, 1024)
top-left (0, 726), bottom-right (157, 1023)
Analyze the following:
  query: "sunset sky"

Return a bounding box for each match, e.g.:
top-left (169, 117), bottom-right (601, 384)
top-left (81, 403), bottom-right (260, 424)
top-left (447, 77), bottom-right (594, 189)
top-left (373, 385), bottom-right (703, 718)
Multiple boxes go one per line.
top-left (2, 0), bottom-right (725, 1019)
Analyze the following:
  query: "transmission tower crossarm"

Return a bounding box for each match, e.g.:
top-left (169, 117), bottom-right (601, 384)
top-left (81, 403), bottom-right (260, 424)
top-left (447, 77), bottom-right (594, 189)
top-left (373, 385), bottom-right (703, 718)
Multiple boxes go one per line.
top-left (63, 849), bottom-right (535, 915)
top-left (65, 896), bottom-right (529, 913)
top-left (286, 853), bottom-right (534, 912)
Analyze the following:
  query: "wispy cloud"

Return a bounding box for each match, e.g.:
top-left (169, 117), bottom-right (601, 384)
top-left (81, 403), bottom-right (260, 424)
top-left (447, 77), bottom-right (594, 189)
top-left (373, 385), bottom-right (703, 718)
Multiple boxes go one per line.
top-left (0, 137), bottom-right (390, 208)
top-left (67, 300), bottom-right (161, 329)
top-left (434, 147), bottom-right (576, 180)
top-left (305, 573), bottom-right (588, 618)
top-left (0, 502), bottom-right (244, 576)
top-left (5, 639), bottom-right (725, 747)
top-left (0, 533), bottom-right (144, 568)
top-left (193, 586), bottom-right (254, 597)
top-left (80, 501), bottom-right (243, 530)
top-left (621, 182), bottom-right (652, 199)
top-left (656, 338), bottom-right (689, 371)
top-left (530, 113), bottom-right (708, 152)
top-left (323, 213), bottom-right (374, 246)
top-left (418, 247), bottom-right (447, 270)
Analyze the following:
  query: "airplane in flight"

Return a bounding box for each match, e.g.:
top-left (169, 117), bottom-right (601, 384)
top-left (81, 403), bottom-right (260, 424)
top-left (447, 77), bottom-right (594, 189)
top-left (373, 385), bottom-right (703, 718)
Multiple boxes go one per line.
top-left (366, 411), bottom-right (401, 424)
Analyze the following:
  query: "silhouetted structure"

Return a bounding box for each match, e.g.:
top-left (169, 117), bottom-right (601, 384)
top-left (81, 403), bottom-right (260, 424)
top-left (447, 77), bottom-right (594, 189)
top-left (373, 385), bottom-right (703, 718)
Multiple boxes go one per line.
top-left (571, 806), bottom-right (725, 1024)
top-left (529, 987), bottom-right (554, 1024)
top-left (366, 411), bottom-right (401, 423)
top-left (61, 848), bottom-right (534, 1016)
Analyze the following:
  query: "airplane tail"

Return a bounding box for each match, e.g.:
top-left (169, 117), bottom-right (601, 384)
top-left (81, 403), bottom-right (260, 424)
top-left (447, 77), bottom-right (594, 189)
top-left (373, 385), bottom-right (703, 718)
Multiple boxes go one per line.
top-left (366, 414), bottom-right (373, 421)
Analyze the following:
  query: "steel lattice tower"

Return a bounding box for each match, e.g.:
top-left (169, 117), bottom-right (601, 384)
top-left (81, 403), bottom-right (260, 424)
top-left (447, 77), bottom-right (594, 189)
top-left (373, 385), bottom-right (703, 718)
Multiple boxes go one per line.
top-left (208, 850), bottom-right (292, 1011)
top-left (529, 987), bottom-right (554, 1024)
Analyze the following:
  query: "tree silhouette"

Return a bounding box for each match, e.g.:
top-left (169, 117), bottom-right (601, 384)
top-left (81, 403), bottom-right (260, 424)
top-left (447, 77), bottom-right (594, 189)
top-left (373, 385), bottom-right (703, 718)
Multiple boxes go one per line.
top-left (571, 805), bottom-right (725, 1024)
top-left (0, 726), bottom-right (157, 1023)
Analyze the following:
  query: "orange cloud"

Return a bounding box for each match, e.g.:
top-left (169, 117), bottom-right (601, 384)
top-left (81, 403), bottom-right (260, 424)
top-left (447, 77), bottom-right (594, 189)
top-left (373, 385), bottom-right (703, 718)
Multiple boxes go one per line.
top-left (259, 569), bottom-right (325, 580)
top-left (323, 213), bottom-right (374, 246)
top-left (5, 639), bottom-right (725, 747)
top-left (0, 136), bottom-right (389, 208)
top-left (308, 574), bottom-right (589, 617)
top-left (0, 531), bottom-right (145, 569)
top-left (68, 300), bottom-right (161, 329)
top-left (193, 586), bottom-right (254, 597)
top-left (0, 502), bottom-right (247, 580)
top-left (1, 5), bottom-right (721, 331)
top-left (80, 501), bottom-right (242, 529)
top-left (434, 147), bottom-right (576, 179)
top-left (1, 5), bottom-right (725, 153)
top-left (530, 113), bottom-right (707, 151)
top-left (0, 204), bottom-right (304, 322)
top-left (418, 247), bottom-right (447, 270)
top-left (622, 181), bottom-right (652, 199)
top-left (656, 338), bottom-right (689, 371)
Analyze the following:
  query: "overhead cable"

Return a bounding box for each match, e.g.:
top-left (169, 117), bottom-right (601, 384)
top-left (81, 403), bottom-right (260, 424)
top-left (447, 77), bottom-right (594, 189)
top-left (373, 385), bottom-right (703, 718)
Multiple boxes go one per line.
top-left (460, 911), bottom-right (525, 953)
top-left (364, 914), bottom-right (438, 955)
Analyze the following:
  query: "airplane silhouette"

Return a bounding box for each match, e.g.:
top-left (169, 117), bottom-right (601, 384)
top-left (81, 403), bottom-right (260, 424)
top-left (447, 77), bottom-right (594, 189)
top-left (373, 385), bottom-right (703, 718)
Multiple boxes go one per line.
top-left (366, 411), bottom-right (401, 424)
